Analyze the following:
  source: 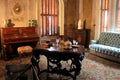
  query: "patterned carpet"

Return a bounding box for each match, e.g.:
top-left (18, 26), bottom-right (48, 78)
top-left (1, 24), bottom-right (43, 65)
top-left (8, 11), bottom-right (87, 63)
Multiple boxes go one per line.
top-left (0, 53), bottom-right (120, 80)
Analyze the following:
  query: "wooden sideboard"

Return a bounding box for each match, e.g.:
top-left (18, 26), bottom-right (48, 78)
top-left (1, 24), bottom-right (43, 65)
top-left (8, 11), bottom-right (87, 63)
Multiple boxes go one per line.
top-left (75, 29), bottom-right (90, 48)
top-left (1, 27), bottom-right (39, 60)
top-left (65, 29), bottom-right (90, 48)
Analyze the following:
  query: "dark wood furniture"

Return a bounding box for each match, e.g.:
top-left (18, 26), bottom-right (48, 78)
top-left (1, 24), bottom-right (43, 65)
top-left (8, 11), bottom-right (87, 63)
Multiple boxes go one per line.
top-left (31, 45), bottom-right (85, 80)
top-left (65, 29), bottom-right (90, 48)
top-left (1, 27), bottom-right (39, 60)
top-left (74, 29), bottom-right (90, 48)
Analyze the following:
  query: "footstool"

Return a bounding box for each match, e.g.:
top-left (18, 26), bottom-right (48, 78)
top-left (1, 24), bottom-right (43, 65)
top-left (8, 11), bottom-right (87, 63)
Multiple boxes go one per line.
top-left (17, 46), bottom-right (33, 57)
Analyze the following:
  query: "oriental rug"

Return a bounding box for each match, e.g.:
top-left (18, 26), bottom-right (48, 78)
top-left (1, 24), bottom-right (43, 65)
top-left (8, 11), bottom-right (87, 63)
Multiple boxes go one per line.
top-left (0, 53), bottom-right (120, 80)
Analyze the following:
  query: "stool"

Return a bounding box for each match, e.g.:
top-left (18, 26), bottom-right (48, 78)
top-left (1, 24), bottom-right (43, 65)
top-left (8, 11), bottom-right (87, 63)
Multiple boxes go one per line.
top-left (17, 46), bottom-right (33, 58)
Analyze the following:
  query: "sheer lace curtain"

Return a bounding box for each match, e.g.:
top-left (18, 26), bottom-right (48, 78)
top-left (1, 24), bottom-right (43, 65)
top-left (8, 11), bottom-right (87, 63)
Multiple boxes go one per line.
top-left (116, 0), bottom-right (120, 32)
top-left (101, 0), bottom-right (109, 32)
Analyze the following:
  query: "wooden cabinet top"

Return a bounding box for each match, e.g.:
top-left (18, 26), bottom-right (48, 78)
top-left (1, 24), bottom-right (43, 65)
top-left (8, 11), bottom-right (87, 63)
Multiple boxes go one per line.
top-left (1, 27), bottom-right (39, 44)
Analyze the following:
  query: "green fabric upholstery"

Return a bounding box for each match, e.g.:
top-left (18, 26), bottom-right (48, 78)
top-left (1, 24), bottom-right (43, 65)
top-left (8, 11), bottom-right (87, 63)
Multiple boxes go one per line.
top-left (98, 32), bottom-right (120, 48)
top-left (89, 32), bottom-right (120, 58)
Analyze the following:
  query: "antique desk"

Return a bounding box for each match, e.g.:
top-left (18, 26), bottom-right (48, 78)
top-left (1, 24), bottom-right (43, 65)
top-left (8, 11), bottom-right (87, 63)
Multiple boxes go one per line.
top-left (31, 45), bottom-right (85, 80)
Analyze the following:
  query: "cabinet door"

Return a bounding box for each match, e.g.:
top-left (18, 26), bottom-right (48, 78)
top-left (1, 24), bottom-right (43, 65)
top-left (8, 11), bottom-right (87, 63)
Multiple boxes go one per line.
top-left (76, 30), bottom-right (86, 46)
top-left (75, 29), bottom-right (90, 48)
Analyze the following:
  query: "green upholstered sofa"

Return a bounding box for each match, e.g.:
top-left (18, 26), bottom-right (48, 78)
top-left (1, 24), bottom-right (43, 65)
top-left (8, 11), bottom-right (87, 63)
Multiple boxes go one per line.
top-left (89, 32), bottom-right (120, 63)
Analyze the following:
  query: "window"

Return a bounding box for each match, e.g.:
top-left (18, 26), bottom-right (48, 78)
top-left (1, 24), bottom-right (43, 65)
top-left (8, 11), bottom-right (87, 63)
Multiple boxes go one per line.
top-left (100, 0), bottom-right (109, 32)
top-left (116, 0), bottom-right (120, 32)
top-left (40, 0), bottom-right (59, 36)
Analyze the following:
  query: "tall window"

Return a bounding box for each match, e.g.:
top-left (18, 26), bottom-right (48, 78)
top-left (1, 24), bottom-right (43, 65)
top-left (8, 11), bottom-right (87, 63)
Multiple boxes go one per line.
top-left (116, 0), bottom-right (120, 32)
top-left (40, 0), bottom-right (59, 36)
top-left (101, 0), bottom-right (109, 32)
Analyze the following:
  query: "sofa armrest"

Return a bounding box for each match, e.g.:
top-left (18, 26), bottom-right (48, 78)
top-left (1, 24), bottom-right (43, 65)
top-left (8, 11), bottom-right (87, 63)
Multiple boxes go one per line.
top-left (91, 40), bottom-right (98, 44)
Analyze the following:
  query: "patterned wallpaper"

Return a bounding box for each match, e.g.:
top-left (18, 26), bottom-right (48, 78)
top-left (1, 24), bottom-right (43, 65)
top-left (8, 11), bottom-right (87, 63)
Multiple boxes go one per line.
top-left (7, 0), bottom-right (28, 27)
top-left (0, 0), bottom-right (37, 27)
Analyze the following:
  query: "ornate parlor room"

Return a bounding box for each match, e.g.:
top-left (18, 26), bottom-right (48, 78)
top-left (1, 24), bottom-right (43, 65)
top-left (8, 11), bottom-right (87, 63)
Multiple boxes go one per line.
top-left (0, 0), bottom-right (120, 80)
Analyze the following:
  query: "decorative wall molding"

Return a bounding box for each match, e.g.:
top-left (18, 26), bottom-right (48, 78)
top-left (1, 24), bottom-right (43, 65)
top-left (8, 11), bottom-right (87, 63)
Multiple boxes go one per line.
top-left (7, 0), bottom-right (29, 26)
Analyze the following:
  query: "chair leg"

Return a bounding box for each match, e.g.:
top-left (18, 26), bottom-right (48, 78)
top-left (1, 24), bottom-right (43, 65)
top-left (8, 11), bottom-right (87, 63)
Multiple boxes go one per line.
top-left (19, 53), bottom-right (23, 62)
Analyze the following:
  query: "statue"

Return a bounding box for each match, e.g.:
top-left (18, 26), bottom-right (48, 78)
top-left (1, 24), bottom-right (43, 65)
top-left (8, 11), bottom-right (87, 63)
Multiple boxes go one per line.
top-left (7, 19), bottom-right (15, 27)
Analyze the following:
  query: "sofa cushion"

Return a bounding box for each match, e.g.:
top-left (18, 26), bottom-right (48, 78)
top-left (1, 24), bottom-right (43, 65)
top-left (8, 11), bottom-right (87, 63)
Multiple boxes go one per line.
top-left (98, 32), bottom-right (120, 48)
top-left (98, 32), bottom-right (108, 45)
top-left (89, 44), bottom-right (120, 58)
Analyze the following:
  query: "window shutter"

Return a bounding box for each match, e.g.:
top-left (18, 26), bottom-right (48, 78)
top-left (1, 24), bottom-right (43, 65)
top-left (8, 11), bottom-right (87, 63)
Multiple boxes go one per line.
top-left (117, 0), bottom-right (120, 32)
top-left (101, 0), bottom-right (109, 32)
top-left (40, 0), bottom-right (59, 36)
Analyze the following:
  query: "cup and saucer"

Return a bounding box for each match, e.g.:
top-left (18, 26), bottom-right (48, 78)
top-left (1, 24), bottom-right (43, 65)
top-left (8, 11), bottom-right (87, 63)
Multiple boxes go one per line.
top-left (72, 40), bottom-right (79, 48)
top-left (72, 45), bottom-right (79, 48)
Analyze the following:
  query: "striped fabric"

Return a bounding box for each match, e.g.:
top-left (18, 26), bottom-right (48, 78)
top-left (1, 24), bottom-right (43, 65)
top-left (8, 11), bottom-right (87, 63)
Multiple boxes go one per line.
top-left (89, 32), bottom-right (120, 58)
